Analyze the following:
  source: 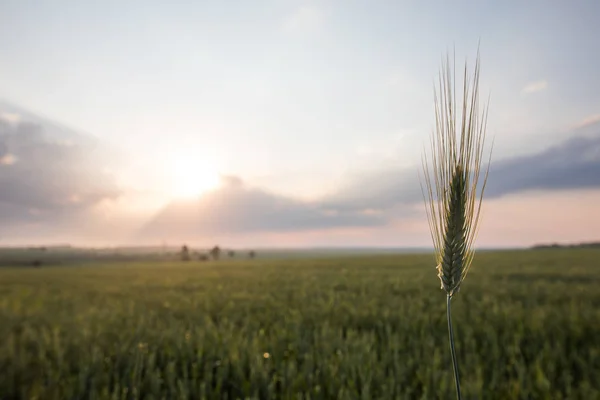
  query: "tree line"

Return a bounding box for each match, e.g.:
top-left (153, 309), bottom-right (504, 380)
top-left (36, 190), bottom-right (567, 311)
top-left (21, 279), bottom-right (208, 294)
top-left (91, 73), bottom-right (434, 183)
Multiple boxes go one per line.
top-left (179, 245), bottom-right (256, 261)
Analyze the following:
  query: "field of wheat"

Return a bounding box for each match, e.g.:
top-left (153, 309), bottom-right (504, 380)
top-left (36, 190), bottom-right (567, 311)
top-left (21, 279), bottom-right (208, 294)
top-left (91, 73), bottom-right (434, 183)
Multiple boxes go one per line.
top-left (1, 249), bottom-right (599, 399)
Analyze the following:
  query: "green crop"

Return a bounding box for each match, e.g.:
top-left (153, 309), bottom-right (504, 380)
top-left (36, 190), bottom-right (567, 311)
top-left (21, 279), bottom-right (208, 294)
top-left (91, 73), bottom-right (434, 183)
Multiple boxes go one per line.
top-left (1, 250), bottom-right (599, 399)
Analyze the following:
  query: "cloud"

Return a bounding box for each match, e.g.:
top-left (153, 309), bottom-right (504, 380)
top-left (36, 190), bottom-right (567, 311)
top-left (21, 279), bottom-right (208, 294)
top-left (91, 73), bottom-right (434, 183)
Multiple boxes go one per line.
top-left (573, 113), bottom-right (600, 130)
top-left (485, 134), bottom-right (600, 197)
top-left (324, 131), bottom-right (600, 211)
top-left (220, 174), bottom-right (244, 188)
top-left (282, 6), bottom-right (324, 34)
top-left (521, 80), bottom-right (548, 94)
top-left (0, 102), bottom-right (122, 233)
top-left (137, 176), bottom-right (384, 242)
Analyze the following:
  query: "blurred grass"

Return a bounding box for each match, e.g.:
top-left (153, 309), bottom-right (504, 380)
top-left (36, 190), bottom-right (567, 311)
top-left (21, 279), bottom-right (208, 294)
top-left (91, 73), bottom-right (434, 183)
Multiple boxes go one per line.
top-left (0, 249), bottom-right (599, 399)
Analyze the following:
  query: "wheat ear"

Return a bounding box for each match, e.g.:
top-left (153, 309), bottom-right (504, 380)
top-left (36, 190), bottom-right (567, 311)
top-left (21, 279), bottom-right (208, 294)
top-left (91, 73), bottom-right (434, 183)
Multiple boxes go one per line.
top-left (420, 48), bottom-right (492, 400)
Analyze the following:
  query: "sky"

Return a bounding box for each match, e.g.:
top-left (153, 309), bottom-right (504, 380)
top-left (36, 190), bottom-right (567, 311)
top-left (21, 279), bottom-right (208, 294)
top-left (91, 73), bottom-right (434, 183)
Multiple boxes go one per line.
top-left (0, 0), bottom-right (599, 248)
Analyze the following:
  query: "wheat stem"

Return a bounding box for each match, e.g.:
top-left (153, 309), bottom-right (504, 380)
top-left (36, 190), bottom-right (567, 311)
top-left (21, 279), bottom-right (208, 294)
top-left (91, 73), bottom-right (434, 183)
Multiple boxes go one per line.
top-left (447, 294), bottom-right (462, 400)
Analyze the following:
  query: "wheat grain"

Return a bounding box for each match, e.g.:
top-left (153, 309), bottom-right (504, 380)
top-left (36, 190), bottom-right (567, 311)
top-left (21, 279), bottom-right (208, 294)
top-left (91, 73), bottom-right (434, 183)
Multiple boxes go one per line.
top-left (421, 48), bottom-right (492, 298)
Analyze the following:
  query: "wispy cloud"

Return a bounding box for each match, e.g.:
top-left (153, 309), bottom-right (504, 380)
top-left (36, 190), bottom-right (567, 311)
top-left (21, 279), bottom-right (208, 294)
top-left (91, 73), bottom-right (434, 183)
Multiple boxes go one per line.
top-left (521, 80), bottom-right (548, 94)
top-left (573, 113), bottom-right (600, 130)
top-left (282, 6), bottom-right (324, 34)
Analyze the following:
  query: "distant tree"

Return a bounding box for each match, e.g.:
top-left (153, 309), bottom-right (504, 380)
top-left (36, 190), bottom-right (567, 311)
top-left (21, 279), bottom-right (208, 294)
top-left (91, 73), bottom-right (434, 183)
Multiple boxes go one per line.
top-left (198, 254), bottom-right (209, 261)
top-left (228, 250), bottom-right (235, 258)
top-left (181, 245), bottom-right (190, 261)
top-left (248, 250), bottom-right (256, 259)
top-left (209, 245), bottom-right (221, 260)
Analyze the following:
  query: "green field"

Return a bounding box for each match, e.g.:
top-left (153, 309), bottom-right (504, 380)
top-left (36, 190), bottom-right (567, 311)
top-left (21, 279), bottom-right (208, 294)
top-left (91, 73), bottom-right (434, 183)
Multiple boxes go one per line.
top-left (1, 249), bottom-right (599, 399)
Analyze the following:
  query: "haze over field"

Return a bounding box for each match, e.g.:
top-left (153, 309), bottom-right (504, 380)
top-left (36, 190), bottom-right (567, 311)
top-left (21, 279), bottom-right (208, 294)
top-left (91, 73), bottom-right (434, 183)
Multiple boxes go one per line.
top-left (0, 1), bottom-right (599, 248)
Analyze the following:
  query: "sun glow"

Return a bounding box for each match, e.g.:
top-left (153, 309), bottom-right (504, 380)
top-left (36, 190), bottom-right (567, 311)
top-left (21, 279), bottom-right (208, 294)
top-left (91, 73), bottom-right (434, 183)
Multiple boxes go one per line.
top-left (169, 156), bottom-right (221, 199)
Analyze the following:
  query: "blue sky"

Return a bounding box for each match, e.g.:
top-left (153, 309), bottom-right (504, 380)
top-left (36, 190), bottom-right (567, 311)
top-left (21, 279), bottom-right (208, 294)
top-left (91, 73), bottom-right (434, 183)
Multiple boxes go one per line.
top-left (0, 0), bottom-right (599, 247)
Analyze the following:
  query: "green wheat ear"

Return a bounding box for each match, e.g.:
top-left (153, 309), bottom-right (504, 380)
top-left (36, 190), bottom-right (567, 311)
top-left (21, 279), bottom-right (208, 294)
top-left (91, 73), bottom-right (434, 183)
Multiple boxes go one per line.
top-left (421, 48), bottom-right (493, 298)
top-left (419, 48), bottom-right (493, 400)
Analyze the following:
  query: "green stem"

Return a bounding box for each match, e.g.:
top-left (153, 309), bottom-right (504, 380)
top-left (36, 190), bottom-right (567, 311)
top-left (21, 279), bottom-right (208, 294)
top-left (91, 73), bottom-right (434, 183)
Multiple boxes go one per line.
top-left (447, 294), bottom-right (462, 400)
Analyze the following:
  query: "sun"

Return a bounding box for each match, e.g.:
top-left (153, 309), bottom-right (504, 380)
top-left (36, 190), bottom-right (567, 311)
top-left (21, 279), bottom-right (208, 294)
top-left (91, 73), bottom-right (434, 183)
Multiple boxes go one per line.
top-left (169, 156), bottom-right (221, 199)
